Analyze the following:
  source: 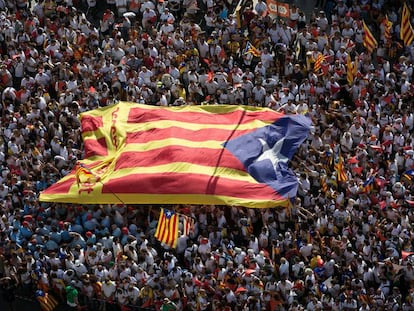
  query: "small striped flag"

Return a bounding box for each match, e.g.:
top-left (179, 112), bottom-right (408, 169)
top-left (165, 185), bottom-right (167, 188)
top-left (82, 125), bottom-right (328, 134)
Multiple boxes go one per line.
top-left (155, 208), bottom-right (179, 248)
top-left (182, 215), bottom-right (195, 236)
top-left (286, 195), bottom-right (293, 218)
top-left (346, 54), bottom-right (355, 85)
top-left (362, 176), bottom-right (375, 193)
top-left (402, 169), bottom-right (414, 182)
top-left (334, 150), bottom-right (347, 183)
top-left (320, 175), bottom-right (328, 194)
top-left (383, 15), bottom-right (393, 46)
top-left (362, 20), bottom-right (378, 53)
top-left (245, 41), bottom-right (261, 57)
top-left (313, 54), bottom-right (324, 72)
top-left (35, 291), bottom-right (59, 311)
top-left (401, 3), bottom-right (414, 46)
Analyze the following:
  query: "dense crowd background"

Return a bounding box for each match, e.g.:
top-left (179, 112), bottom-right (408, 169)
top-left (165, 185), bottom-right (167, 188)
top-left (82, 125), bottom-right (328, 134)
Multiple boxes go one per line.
top-left (0, 0), bottom-right (414, 310)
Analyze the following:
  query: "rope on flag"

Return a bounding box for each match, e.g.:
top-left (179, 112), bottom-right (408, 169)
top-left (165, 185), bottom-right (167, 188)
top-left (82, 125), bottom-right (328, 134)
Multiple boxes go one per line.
top-left (362, 20), bottom-right (378, 53)
top-left (154, 208), bottom-right (179, 248)
top-left (401, 3), bottom-right (414, 46)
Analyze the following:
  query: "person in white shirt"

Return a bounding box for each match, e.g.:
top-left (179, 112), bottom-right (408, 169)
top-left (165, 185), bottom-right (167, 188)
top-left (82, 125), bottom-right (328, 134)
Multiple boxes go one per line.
top-left (252, 83), bottom-right (266, 106)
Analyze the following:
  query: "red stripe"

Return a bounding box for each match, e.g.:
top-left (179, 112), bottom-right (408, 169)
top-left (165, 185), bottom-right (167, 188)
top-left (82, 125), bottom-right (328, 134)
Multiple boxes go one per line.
top-left (158, 212), bottom-right (167, 242)
top-left (126, 127), bottom-right (252, 144)
top-left (42, 177), bottom-right (76, 194)
top-left (84, 137), bottom-right (108, 158)
top-left (102, 173), bottom-right (281, 200)
top-left (127, 107), bottom-right (280, 125)
top-left (166, 215), bottom-right (177, 247)
top-left (114, 147), bottom-right (246, 171)
top-left (81, 115), bottom-right (103, 132)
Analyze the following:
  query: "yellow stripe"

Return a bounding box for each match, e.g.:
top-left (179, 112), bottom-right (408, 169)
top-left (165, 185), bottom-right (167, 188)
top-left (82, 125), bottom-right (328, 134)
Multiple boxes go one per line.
top-left (111, 163), bottom-right (259, 184)
top-left (39, 193), bottom-right (285, 208)
top-left (122, 138), bottom-right (223, 151)
top-left (154, 209), bottom-right (165, 238)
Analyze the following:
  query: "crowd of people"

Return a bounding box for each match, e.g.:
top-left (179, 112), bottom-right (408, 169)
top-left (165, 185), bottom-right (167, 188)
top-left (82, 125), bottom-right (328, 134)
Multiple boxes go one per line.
top-left (0, 0), bottom-right (414, 310)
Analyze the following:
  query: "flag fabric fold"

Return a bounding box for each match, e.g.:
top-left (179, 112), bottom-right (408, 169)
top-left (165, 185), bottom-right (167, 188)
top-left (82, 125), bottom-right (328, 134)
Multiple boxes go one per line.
top-left (401, 3), bottom-right (414, 46)
top-left (39, 103), bottom-right (310, 208)
top-left (155, 208), bottom-right (179, 248)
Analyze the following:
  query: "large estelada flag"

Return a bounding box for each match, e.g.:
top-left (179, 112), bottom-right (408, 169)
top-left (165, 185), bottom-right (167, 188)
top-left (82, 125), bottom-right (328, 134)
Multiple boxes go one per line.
top-left (39, 103), bottom-right (310, 208)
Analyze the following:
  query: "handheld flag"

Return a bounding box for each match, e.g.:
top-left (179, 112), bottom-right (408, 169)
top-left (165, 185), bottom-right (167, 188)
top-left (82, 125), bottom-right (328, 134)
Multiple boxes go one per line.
top-left (182, 215), bottom-right (195, 236)
top-left (383, 15), bottom-right (393, 46)
top-left (402, 169), bottom-right (414, 183)
top-left (39, 103), bottom-right (310, 208)
top-left (346, 54), bottom-right (358, 85)
top-left (362, 20), bottom-right (378, 53)
top-left (245, 41), bottom-right (261, 57)
top-left (401, 3), bottom-right (414, 46)
top-left (334, 149), bottom-right (347, 182)
top-left (313, 54), bottom-right (324, 72)
top-left (155, 208), bottom-right (179, 248)
top-left (362, 176), bottom-right (375, 193)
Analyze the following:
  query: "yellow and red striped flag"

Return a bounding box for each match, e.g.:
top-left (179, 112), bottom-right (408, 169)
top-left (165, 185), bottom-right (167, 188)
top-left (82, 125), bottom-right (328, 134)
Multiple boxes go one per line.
top-left (383, 15), bottom-right (393, 46)
top-left (182, 215), bottom-right (195, 236)
top-left (362, 20), bottom-right (378, 53)
top-left (35, 291), bottom-right (59, 311)
top-left (346, 54), bottom-right (355, 85)
top-left (334, 150), bottom-right (347, 183)
top-left (320, 175), bottom-right (328, 194)
top-left (401, 3), bottom-right (414, 46)
top-left (313, 54), bottom-right (324, 72)
top-left (155, 208), bottom-right (179, 248)
top-left (245, 41), bottom-right (261, 57)
top-left (39, 103), bottom-right (310, 208)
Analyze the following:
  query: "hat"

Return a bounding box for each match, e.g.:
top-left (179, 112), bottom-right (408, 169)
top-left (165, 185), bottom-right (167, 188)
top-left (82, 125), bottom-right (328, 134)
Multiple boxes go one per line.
top-left (86, 231), bottom-right (93, 237)
top-left (122, 227), bottom-right (129, 234)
